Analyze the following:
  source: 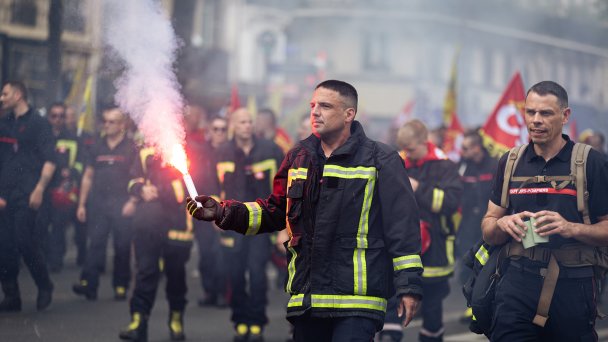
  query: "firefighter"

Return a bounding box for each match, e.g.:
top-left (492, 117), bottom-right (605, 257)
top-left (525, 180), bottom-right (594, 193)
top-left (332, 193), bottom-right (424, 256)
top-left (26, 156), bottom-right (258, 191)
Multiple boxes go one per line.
top-left (41, 102), bottom-right (85, 273)
top-left (188, 80), bottom-right (423, 342)
top-left (73, 106), bottom-right (138, 301)
top-left (118, 146), bottom-right (193, 342)
top-left (0, 81), bottom-right (56, 312)
top-left (214, 108), bottom-right (283, 341)
top-left (380, 119), bottom-right (462, 342)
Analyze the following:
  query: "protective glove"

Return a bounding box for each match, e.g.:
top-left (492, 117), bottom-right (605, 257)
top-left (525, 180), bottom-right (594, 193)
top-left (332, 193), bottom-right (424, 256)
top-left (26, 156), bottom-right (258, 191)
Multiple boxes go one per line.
top-left (187, 195), bottom-right (224, 222)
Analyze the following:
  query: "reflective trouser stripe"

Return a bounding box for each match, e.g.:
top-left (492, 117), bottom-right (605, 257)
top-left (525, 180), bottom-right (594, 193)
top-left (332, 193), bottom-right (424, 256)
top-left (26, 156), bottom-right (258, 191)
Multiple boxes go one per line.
top-left (286, 246), bottom-right (297, 293)
top-left (431, 188), bottom-right (445, 213)
top-left (244, 202), bottom-right (262, 235)
top-left (422, 265), bottom-right (454, 277)
top-left (393, 255), bottom-right (423, 271)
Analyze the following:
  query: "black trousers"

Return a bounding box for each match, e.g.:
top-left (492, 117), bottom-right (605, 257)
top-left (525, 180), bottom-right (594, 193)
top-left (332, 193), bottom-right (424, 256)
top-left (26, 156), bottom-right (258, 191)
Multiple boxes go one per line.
top-left (0, 198), bottom-right (52, 292)
top-left (80, 201), bottom-right (132, 291)
top-left (292, 314), bottom-right (377, 342)
top-left (44, 205), bottom-right (74, 270)
top-left (194, 221), bottom-right (225, 298)
top-left (223, 232), bottom-right (271, 326)
top-left (490, 261), bottom-right (597, 342)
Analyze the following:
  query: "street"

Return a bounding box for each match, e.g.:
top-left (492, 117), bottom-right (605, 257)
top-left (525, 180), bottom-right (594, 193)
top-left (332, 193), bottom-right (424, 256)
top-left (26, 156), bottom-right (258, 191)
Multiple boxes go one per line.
top-left (3, 242), bottom-right (608, 341)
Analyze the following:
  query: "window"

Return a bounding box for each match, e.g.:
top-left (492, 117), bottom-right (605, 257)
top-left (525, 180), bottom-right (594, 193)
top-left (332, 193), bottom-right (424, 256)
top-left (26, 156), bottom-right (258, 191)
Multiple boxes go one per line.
top-left (11, 0), bottom-right (37, 27)
top-left (64, 0), bottom-right (86, 33)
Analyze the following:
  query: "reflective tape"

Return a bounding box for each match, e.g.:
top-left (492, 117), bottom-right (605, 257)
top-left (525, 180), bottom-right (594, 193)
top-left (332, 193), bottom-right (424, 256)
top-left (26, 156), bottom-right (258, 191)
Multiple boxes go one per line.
top-left (287, 294), bottom-right (304, 307)
top-left (56, 139), bottom-right (78, 168)
top-left (286, 246), bottom-right (297, 294)
top-left (393, 255), bottom-right (423, 271)
top-left (217, 161), bottom-right (235, 184)
top-left (244, 202), bottom-right (262, 235)
top-left (431, 188), bottom-right (445, 213)
top-left (252, 158), bottom-right (278, 189)
top-left (311, 294), bottom-right (387, 312)
top-left (475, 245), bottom-right (490, 266)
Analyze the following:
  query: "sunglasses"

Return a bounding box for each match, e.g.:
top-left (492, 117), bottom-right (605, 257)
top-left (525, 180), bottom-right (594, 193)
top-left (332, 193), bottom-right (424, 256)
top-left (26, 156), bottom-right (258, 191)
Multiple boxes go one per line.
top-left (211, 127), bottom-right (227, 132)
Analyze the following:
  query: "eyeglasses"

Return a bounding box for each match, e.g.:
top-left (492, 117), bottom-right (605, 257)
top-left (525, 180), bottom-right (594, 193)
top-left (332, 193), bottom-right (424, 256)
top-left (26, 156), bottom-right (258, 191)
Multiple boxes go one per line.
top-left (211, 127), bottom-right (227, 132)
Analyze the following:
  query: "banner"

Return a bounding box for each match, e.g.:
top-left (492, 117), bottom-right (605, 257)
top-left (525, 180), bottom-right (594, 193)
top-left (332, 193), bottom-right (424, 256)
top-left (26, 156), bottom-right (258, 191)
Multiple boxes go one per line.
top-left (228, 84), bottom-right (241, 113)
top-left (442, 50), bottom-right (464, 162)
top-left (77, 75), bottom-right (95, 136)
top-left (479, 72), bottom-right (528, 158)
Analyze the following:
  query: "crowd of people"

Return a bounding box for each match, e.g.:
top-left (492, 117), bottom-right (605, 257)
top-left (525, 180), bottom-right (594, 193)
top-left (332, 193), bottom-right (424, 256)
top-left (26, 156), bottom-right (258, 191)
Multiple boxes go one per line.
top-left (1, 78), bottom-right (607, 342)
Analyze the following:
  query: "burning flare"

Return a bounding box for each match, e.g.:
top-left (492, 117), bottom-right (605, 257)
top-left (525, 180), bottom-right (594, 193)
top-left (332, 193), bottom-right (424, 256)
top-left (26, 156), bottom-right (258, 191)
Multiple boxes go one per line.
top-left (169, 144), bottom-right (201, 207)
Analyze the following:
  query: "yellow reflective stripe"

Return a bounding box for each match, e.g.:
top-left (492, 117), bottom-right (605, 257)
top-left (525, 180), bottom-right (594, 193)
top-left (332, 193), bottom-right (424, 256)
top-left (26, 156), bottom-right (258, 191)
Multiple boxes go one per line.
top-left (186, 210), bottom-right (193, 231)
top-left (287, 294), bottom-right (304, 307)
top-left (171, 179), bottom-right (185, 203)
top-left (139, 147), bottom-right (155, 174)
top-left (251, 158), bottom-right (278, 189)
top-left (475, 246), bottom-right (490, 266)
top-left (422, 265), bottom-right (454, 277)
top-left (56, 139), bottom-right (78, 168)
top-left (128, 177), bottom-right (145, 192)
top-left (311, 294), bottom-right (387, 312)
top-left (74, 162), bottom-right (83, 174)
top-left (322, 165), bottom-right (377, 179)
top-left (286, 246), bottom-right (297, 293)
top-left (322, 165), bottom-right (377, 296)
top-left (393, 255), bottom-right (423, 271)
top-left (244, 202), bottom-right (262, 235)
top-left (431, 188), bottom-right (444, 213)
top-left (446, 235), bottom-right (455, 266)
top-left (217, 162), bottom-right (235, 184)
top-left (167, 230), bottom-right (193, 241)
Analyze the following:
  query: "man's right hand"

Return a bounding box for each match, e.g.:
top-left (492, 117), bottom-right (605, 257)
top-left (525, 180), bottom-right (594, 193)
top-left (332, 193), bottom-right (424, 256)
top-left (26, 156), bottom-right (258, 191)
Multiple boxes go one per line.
top-left (187, 195), bottom-right (224, 222)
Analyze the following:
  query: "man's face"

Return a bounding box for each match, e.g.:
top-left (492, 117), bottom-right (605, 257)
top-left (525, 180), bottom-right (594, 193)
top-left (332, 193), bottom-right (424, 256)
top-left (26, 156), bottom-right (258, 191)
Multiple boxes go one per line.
top-left (231, 109), bottom-right (253, 141)
top-left (0, 85), bottom-right (20, 111)
top-left (397, 127), bottom-right (427, 161)
top-left (460, 136), bottom-right (481, 162)
top-left (209, 118), bottom-right (228, 146)
top-left (102, 108), bottom-right (125, 138)
top-left (310, 87), bottom-right (353, 139)
top-left (524, 92), bottom-right (570, 147)
top-left (255, 113), bottom-right (275, 139)
top-left (48, 105), bottom-right (66, 131)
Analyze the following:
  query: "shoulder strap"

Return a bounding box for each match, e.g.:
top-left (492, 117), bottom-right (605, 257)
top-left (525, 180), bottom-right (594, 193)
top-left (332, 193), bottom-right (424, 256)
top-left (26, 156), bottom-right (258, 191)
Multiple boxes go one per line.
top-left (500, 144), bottom-right (528, 208)
top-left (571, 143), bottom-right (592, 225)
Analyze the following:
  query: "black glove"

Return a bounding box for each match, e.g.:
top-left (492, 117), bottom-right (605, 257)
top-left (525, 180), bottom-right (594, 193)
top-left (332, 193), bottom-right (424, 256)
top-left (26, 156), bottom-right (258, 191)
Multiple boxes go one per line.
top-left (187, 195), bottom-right (224, 222)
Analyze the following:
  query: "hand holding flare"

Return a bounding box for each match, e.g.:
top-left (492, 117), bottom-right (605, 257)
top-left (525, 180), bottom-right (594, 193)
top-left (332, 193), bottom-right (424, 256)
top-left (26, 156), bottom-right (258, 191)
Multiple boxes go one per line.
top-left (169, 144), bottom-right (201, 208)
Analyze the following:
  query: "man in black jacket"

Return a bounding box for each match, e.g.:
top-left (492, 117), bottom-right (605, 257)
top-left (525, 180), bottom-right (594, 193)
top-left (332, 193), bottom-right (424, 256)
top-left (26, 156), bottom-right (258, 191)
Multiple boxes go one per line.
top-left (188, 80), bottom-right (423, 342)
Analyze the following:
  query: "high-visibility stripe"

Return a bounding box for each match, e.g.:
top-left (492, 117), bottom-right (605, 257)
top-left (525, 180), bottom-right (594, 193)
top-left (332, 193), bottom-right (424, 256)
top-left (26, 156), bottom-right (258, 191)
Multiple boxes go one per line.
top-left (74, 162), bottom-right (83, 174)
top-left (171, 179), bottom-right (185, 203)
top-left (128, 177), bottom-right (145, 192)
top-left (431, 188), bottom-right (444, 213)
top-left (167, 230), bottom-right (193, 241)
top-left (393, 255), bottom-right (423, 271)
top-left (475, 246), bottom-right (490, 266)
top-left (244, 202), bottom-right (262, 235)
top-left (446, 235), bottom-right (455, 266)
top-left (311, 294), bottom-right (387, 312)
top-left (287, 294), bottom-right (304, 307)
top-left (252, 158), bottom-right (278, 189)
top-left (217, 161), bottom-right (235, 184)
top-left (422, 265), bottom-right (454, 277)
top-left (323, 165), bottom-right (377, 295)
top-left (56, 139), bottom-right (78, 168)
top-left (139, 147), bottom-right (155, 174)
top-left (286, 246), bottom-right (297, 294)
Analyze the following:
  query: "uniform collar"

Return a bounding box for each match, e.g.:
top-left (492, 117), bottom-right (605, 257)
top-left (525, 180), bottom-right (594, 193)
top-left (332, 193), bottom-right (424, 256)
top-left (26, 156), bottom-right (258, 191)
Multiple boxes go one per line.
top-left (303, 120), bottom-right (367, 158)
top-left (525, 134), bottom-right (573, 163)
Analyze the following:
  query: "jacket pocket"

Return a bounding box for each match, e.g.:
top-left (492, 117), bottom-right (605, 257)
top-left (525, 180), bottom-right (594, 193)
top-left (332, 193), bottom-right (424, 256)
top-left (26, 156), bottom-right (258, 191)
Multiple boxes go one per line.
top-left (333, 237), bottom-right (387, 296)
top-left (287, 181), bottom-right (304, 225)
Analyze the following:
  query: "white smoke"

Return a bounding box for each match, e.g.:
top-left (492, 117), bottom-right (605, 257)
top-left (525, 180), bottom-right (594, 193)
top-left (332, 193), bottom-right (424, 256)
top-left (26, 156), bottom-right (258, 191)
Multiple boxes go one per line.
top-left (103, 0), bottom-right (184, 164)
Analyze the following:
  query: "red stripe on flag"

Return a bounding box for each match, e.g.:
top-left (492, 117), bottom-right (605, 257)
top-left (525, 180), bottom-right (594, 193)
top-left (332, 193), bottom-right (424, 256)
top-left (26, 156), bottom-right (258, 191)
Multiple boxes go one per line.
top-left (509, 188), bottom-right (577, 196)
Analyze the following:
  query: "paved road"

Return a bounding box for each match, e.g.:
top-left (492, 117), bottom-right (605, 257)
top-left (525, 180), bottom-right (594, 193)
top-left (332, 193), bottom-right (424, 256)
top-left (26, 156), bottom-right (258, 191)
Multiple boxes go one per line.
top-left (3, 243), bottom-right (608, 341)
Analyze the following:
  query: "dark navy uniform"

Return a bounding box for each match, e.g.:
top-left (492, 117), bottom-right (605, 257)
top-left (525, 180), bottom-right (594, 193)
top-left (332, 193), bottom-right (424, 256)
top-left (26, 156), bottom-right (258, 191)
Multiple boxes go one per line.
top-left (79, 135), bottom-right (138, 295)
top-left (216, 137), bottom-right (283, 330)
top-left (489, 135), bottom-right (608, 342)
top-left (0, 108), bottom-right (55, 302)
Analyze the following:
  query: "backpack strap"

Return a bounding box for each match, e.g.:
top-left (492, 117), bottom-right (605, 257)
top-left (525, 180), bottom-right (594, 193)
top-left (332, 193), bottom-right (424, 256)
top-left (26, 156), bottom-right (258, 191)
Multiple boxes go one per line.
top-left (500, 144), bottom-right (528, 208)
top-left (571, 143), bottom-right (592, 225)
top-left (532, 254), bottom-right (560, 327)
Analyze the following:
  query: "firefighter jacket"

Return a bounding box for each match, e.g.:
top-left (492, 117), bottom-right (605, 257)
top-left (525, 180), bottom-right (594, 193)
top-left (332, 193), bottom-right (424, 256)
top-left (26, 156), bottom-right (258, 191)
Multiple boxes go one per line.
top-left (403, 142), bottom-right (463, 282)
top-left (216, 121), bottom-right (423, 325)
top-left (128, 147), bottom-right (193, 245)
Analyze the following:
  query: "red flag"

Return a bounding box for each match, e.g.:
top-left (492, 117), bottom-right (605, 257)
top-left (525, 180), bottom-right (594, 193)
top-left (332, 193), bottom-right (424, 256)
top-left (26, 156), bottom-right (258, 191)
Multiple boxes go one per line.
top-left (442, 51), bottom-right (464, 162)
top-left (479, 72), bottom-right (528, 158)
top-left (229, 84), bottom-right (241, 113)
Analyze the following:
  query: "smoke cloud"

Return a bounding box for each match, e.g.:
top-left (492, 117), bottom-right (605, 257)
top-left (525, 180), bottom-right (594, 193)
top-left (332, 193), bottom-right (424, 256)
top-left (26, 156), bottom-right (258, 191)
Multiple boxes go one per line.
top-left (103, 0), bottom-right (185, 164)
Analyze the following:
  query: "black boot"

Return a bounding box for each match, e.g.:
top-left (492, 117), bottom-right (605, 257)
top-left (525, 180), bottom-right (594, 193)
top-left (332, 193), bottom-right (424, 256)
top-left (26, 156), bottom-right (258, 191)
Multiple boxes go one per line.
top-left (168, 310), bottom-right (186, 341)
top-left (72, 280), bottom-right (97, 301)
top-left (119, 312), bottom-right (148, 342)
top-left (0, 281), bottom-right (21, 312)
top-left (36, 283), bottom-right (53, 311)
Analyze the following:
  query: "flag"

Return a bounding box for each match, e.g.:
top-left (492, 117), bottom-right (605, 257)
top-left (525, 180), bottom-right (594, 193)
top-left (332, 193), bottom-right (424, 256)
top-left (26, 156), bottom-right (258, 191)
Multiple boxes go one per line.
top-left (442, 50), bottom-right (464, 162)
top-left (479, 72), bottom-right (528, 158)
top-left (228, 84), bottom-right (241, 113)
top-left (77, 75), bottom-right (95, 136)
top-left (64, 60), bottom-right (86, 108)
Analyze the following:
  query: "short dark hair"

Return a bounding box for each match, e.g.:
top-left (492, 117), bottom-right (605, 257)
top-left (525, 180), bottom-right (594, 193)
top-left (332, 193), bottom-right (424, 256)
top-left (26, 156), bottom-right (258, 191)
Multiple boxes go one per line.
top-left (315, 80), bottom-right (358, 112)
top-left (463, 130), bottom-right (483, 147)
top-left (257, 108), bottom-right (277, 125)
top-left (48, 101), bottom-right (66, 112)
top-left (526, 81), bottom-right (568, 109)
top-left (5, 80), bottom-right (28, 102)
